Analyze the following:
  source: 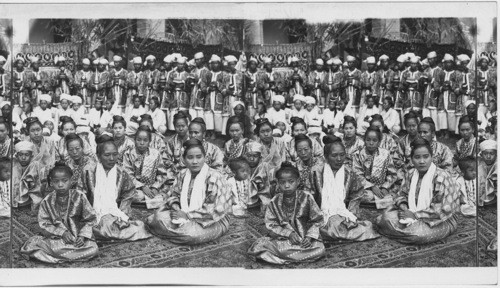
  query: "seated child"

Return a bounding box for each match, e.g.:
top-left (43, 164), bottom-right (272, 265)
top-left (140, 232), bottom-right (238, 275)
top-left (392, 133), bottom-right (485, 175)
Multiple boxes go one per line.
top-left (304, 96), bottom-right (322, 127)
top-left (43, 120), bottom-right (61, 143)
top-left (289, 94), bottom-right (306, 122)
top-left (267, 95), bottom-right (287, 126)
top-left (19, 163), bottom-right (99, 264)
top-left (247, 163), bottom-right (325, 265)
top-left (478, 139), bottom-right (497, 206)
top-left (274, 121), bottom-right (292, 142)
top-left (227, 158), bottom-right (251, 217)
top-left (456, 157), bottom-right (477, 217)
top-left (0, 157), bottom-right (10, 217)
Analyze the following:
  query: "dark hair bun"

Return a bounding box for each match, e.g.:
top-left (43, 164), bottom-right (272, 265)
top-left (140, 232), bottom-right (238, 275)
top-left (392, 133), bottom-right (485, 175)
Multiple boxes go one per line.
top-left (95, 134), bottom-right (113, 145)
top-left (421, 117), bottom-right (435, 125)
top-left (23, 116), bottom-right (40, 125)
top-left (191, 117), bottom-right (206, 125)
top-left (112, 115), bottom-right (125, 122)
top-left (371, 114), bottom-right (383, 121)
top-left (59, 116), bottom-right (73, 124)
top-left (290, 116), bottom-right (304, 124)
top-left (254, 117), bottom-right (271, 126)
top-left (140, 114), bottom-right (152, 120)
top-left (323, 134), bottom-right (342, 145)
top-left (183, 138), bottom-right (203, 149)
top-left (280, 161), bottom-right (295, 169)
top-left (410, 138), bottom-right (430, 149)
top-left (54, 161), bottom-right (67, 168)
top-left (343, 115), bottom-right (356, 122)
top-left (137, 125), bottom-right (152, 133)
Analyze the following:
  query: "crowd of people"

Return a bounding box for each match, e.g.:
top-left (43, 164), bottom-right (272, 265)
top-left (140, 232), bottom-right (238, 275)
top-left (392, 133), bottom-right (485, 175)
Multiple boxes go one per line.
top-left (0, 48), bottom-right (496, 265)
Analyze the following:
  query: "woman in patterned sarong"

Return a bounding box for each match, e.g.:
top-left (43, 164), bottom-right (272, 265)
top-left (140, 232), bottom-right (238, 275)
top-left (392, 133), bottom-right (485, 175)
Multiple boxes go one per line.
top-left (285, 117), bottom-right (324, 165)
top-left (165, 111), bottom-right (190, 179)
top-left (376, 138), bottom-right (460, 244)
top-left (63, 134), bottom-right (96, 192)
top-left (352, 127), bottom-right (398, 205)
top-left (254, 118), bottom-right (286, 169)
top-left (111, 115), bottom-right (135, 164)
top-left (56, 117), bottom-right (96, 164)
top-left (340, 116), bottom-right (364, 167)
top-left (247, 163), bottom-right (325, 265)
top-left (123, 125), bottom-right (168, 204)
top-left (20, 163), bottom-right (99, 263)
top-left (223, 117), bottom-right (249, 165)
top-left (81, 134), bottom-right (152, 242)
top-left (319, 135), bottom-right (380, 242)
top-left (146, 139), bottom-right (232, 245)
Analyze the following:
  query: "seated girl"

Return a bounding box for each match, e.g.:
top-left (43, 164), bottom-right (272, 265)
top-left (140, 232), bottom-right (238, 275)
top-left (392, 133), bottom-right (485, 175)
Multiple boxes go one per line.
top-left (123, 125), bottom-right (168, 205)
top-left (352, 127), bottom-right (398, 206)
top-left (224, 119), bottom-right (249, 164)
top-left (146, 139), bottom-right (232, 245)
top-left (247, 163), bottom-right (325, 265)
top-left (319, 135), bottom-right (380, 241)
top-left (455, 115), bottom-right (476, 161)
top-left (294, 134), bottom-right (325, 203)
top-left (254, 118), bottom-right (287, 169)
top-left (231, 101), bottom-right (253, 139)
top-left (81, 134), bottom-right (152, 241)
top-left (64, 134), bottom-right (97, 192)
top-left (227, 157), bottom-right (252, 217)
top-left (376, 138), bottom-right (461, 245)
top-left (417, 117), bottom-right (454, 173)
top-left (24, 117), bottom-right (57, 170)
top-left (0, 157), bottom-right (11, 217)
top-left (20, 163), bottom-right (98, 263)
top-left (478, 139), bottom-right (497, 206)
top-left (111, 115), bottom-right (135, 164)
top-left (138, 114), bottom-right (167, 153)
top-left (165, 112), bottom-right (190, 179)
top-left (340, 116), bottom-right (364, 167)
top-left (369, 115), bottom-right (404, 172)
top-left (456, 157), bottom-right (478, 216)
top-left (399, 111), bottom-right (420, 167)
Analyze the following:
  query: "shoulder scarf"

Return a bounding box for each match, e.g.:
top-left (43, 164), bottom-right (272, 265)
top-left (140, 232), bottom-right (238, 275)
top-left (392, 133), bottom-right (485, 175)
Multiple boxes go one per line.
top-left (321, 164), bottom-right (357, 222)
top-left (408, 163), bottom-right (437, 212)
top-left (180, 163), bottom-right (209, 213)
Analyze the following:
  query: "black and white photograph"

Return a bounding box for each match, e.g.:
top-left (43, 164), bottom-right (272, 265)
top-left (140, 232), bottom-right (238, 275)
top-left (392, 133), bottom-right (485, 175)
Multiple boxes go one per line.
top-left (0, 1), bottom-right (497, 286)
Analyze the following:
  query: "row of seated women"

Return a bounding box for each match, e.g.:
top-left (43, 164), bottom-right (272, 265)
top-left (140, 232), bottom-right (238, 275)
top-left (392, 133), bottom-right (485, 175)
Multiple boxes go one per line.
top-left (14, 105), bottom-right (495, 265)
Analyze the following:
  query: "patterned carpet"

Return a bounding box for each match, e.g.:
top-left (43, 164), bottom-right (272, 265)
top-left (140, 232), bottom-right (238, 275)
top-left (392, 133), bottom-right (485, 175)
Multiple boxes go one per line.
top-left (11, 203), bottom-right (480, 268)
top-left (478, 204), bottom-right (498, 267)
top-left (0, 217), bottom-right (10, 268)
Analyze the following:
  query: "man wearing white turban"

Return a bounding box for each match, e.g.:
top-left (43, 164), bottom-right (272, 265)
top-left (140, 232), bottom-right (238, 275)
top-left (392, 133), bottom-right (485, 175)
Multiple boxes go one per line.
top-left (190, 52), bottom-right (210, 119)
top-left (74, 58), bottom-right (93, 109)
top-left (343, 55), bottom-right (362, 116)
top-left (376, 54), bottom-right (395, 103)
top-left (421, 51), bottom-right (442, 125)
top-left (110, 55), bottom-right (128, 110)
top-left (223, 55), bottom-right (244, 125)
top-left (25, 56), bottom-right (48, 106)
top-left (12, 55), bottom-right (30, 109)
top-left (142, 54), bottom-right (160, 109)
top-left (324, 57), bottom-right (344, 108)
top-left (307, 58), bottom-right (327, 110)
top-left (53, 55), bottom-right (74, 107)
top-left (90, 58), bottom-right (111, 108)
top-left (126, 56), bottom-right (145, 109)
top-left (360, 56), bottom-right (378, 109)
top-left (287, 55), bottom-right (307, 106)
top-left (476, 54), bottom-right (497, 116)
top-left (436, 53), bottom-right (461, 138)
